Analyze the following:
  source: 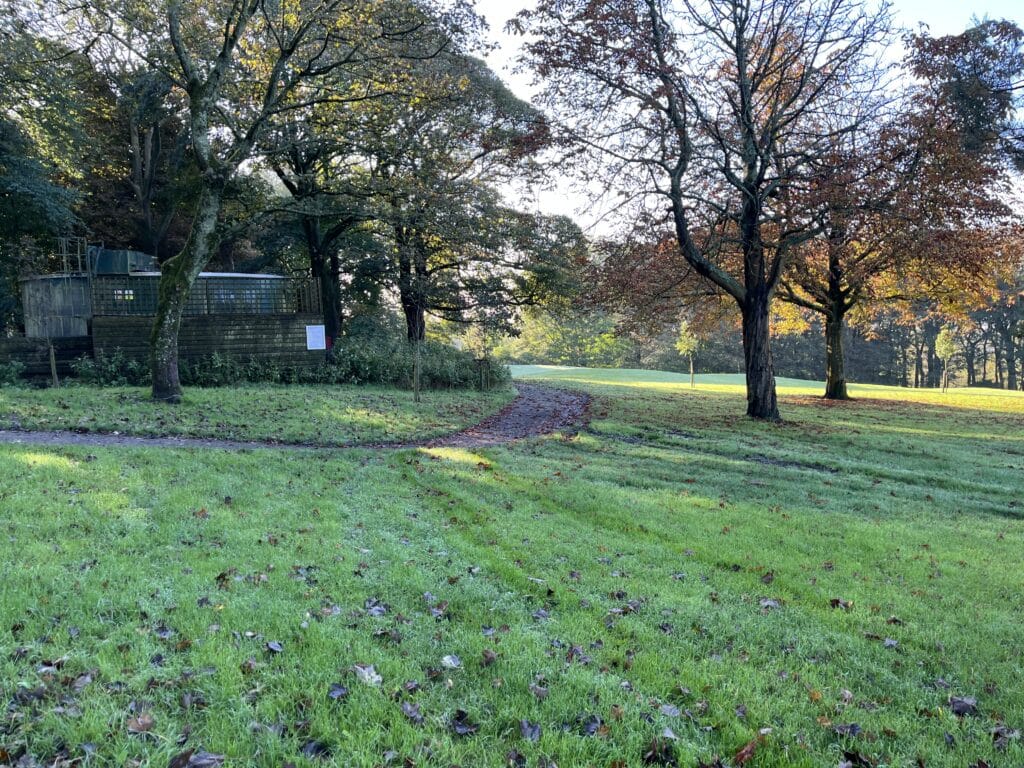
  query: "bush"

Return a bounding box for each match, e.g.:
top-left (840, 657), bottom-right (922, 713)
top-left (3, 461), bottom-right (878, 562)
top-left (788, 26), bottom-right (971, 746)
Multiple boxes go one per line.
top-left (71, 351), bottom-right (148, 386)
top-left (0, 359), bottom-right (25, 386)
top-left (327, 337), bottom-right (509, 390)
top-left (64, 337), bottom-right (509, 391)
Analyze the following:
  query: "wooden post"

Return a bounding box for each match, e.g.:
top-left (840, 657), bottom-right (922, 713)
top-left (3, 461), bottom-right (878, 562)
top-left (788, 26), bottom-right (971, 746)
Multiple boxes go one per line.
top-left (49, 341), bottom-right (59, 388)
top-left (413, 339), bottom-right (422, 403)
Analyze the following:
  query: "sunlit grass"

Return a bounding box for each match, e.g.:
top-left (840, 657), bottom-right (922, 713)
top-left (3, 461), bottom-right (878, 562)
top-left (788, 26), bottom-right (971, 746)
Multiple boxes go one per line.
top-left (0, 383), bottom-right (515, 445)
top-left (1, 368), bottom-right (1022, 766)
top-left (511, 364), bottom-right (1024, 413)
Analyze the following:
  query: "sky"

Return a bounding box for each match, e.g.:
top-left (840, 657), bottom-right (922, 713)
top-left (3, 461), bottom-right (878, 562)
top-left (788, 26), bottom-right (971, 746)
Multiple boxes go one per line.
top-left (470, 0), bottom-right (1024, 229)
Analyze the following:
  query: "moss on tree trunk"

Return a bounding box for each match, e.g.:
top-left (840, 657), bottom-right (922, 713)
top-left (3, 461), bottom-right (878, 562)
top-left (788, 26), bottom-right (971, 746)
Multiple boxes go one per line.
top-left (150, 186), bottom-right (223, 402)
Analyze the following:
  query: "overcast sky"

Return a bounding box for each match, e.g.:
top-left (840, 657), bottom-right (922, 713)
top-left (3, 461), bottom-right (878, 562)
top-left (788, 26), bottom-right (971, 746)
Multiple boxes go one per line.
top-left (471, 0), bottom-right (1024, 228)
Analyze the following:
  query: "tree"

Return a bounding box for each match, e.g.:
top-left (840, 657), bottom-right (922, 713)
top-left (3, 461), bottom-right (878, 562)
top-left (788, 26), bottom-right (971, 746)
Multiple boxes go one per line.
top-left (0, 118), bottom-right (79, 334)
top-left (674, 318), bottom-right (699, 388)
top-left (362, 53), bottom-right (565, 342)
top-left (13, 0), bottom-right (473, 401)
top-left (780, 99), bottom-right (1013, 399)
top-left (515, 0), bottom-right (893, 419)
top-left (0, 120), bottom-right (78, 241)
top-left (266, 127), bottom-right (372, 351)
top-left (496, 305), bottom-right (635, 368)
top-left (115, 70), bottom-right (196, 260)
top-left (935, 326), bottom-right (957, 392)
top-left (909, 19), bottom-right (1024, 170)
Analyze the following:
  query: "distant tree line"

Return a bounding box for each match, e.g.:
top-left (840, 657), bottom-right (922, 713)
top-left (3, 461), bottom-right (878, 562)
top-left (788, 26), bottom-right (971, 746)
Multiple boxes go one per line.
top-left (496, 295), bottom-right (1023, 391)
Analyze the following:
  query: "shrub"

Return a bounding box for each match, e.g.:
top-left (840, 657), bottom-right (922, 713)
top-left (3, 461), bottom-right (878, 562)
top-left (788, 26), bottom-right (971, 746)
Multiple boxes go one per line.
top-left (63, 336), bottom-right (508, 391)
top-left (326, 336), bottom-right (510, 390)
top-left (70, 351), bottom-right (148, 386)
top-left (0, 359), bottom-right (25, 386)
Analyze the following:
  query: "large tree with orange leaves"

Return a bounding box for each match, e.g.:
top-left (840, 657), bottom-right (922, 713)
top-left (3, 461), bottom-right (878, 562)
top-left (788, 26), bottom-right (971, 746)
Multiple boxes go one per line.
top-left (514, 0), bottom-right (894, 420)
top-left (780, 20), bottom-right (1022, 398)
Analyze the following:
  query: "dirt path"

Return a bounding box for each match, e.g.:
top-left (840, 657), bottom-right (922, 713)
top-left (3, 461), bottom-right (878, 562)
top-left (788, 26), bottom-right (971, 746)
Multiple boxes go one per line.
top-left (425, 384), bottom-right (589, 448)
top-left (0, 384), bottom-right (590, 453)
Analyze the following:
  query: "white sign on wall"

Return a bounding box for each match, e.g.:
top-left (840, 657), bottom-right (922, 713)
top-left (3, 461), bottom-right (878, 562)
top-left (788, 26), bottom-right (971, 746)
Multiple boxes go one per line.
top-left (305, 324), bottom-right (326, 351)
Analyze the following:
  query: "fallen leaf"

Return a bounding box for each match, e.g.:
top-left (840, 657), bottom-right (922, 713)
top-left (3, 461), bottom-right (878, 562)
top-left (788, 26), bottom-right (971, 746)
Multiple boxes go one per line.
top-left (450, 709), bottom-right (478, 736)
top-left (401, 701), bottom-right (423, 725)
top-left (992, 724), bottom-right (1020, 750)
top-left (642, 737), bottom-right (678, 765)
top-left (186, 753), bottom-right (225, 768)
top-left (300, 740), bottom-right (331, 759)
top-left (733, 733), bottom-right (763, 765)
top-left (353, 663), bottom-right (382, 686)
top-left (328, 683), bottom-right (349, 701)
top-left (520, 719), bottom-right (541, 742)
top-left (127, 712), bottom-right (155, 734)
top-left (949, 696), bottom-right (978, 717)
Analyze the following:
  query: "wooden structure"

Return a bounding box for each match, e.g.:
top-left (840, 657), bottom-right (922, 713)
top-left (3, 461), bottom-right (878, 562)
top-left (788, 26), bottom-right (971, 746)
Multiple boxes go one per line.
top-left (8, 245), bottom-right (324, 377)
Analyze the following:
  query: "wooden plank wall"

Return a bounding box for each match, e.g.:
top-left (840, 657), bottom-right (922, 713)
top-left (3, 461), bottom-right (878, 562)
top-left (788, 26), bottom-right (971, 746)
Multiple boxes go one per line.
top-left (92, 314), bottom-right (325, 366)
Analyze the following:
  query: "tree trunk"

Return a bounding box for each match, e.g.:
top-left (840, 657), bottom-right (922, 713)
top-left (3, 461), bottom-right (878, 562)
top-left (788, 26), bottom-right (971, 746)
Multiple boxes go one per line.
top-left (689, 354), bottom-right (695, 389)
top-left (897, 332), bottom-right (909, 387)
top-left (823, 308), bottom-right (849, 400)
top-left (303, 219), bottom-right (343, 354)
top-left (150, 186), bottom-right (222, 402)
top-left (403, 301), bottom-right (425, 342)
top-left (924, 321), bottom-right (941, 388)
top-left (413, 337), bottom-right (422, 402)
top-left (963, 342), bottom-right (976, 386)
top-left (993, 336), bottom-right (1005, 387)
top-left (1001, 329), bottom-right (1018, 391)
top-left (740, 287), bottom-right (779, 420)
top-left (397, 231), bottom-right (427, 342)
top-left (913, 337), bottom-right (925, 388)
top-left (398, 246), bottom-right (425, 342)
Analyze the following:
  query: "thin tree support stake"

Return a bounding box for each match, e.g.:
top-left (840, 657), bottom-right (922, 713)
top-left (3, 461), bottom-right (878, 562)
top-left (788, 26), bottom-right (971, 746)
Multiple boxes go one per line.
top-left (49, 341), bottom-right (59, 389)
top-left (413, 339), bottom-right (422, 403)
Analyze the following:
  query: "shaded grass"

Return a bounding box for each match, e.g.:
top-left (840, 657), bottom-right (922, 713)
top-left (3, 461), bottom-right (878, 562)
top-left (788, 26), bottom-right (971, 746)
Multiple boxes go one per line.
top-left (1, 368), bottom-right (1022, 767)
top-left (0, 384), bottom-right (515, 445)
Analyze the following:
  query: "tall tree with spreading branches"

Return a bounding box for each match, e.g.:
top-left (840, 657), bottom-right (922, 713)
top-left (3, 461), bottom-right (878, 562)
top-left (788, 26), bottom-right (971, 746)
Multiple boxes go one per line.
top-left (10, 0), bottom-right (475, 401)
top-left (514, 0), bottom-right (894, 419)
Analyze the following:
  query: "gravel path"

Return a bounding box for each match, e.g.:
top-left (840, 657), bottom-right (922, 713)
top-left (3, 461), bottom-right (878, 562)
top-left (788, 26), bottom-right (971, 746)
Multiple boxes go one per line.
top-left (0, 384), bottom-right (590, 452)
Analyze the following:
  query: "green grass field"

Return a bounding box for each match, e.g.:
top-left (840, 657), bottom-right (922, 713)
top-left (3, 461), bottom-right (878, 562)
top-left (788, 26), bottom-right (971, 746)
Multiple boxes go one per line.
top-left (0, 384), bottom-right (515, 445)
top-left (1, 369), bottom-right (1022, 767)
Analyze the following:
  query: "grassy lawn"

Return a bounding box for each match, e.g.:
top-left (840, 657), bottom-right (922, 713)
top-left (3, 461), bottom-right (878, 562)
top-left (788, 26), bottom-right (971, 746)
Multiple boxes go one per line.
top-left (0, 384), bottom-right (515, 445)
top-left (1, 368), bottom-right (1022, 767)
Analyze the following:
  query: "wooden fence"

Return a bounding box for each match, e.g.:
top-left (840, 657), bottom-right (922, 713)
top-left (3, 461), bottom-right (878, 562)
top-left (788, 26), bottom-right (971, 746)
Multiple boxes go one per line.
top-left (91, 314), bottom-right (326, 366)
